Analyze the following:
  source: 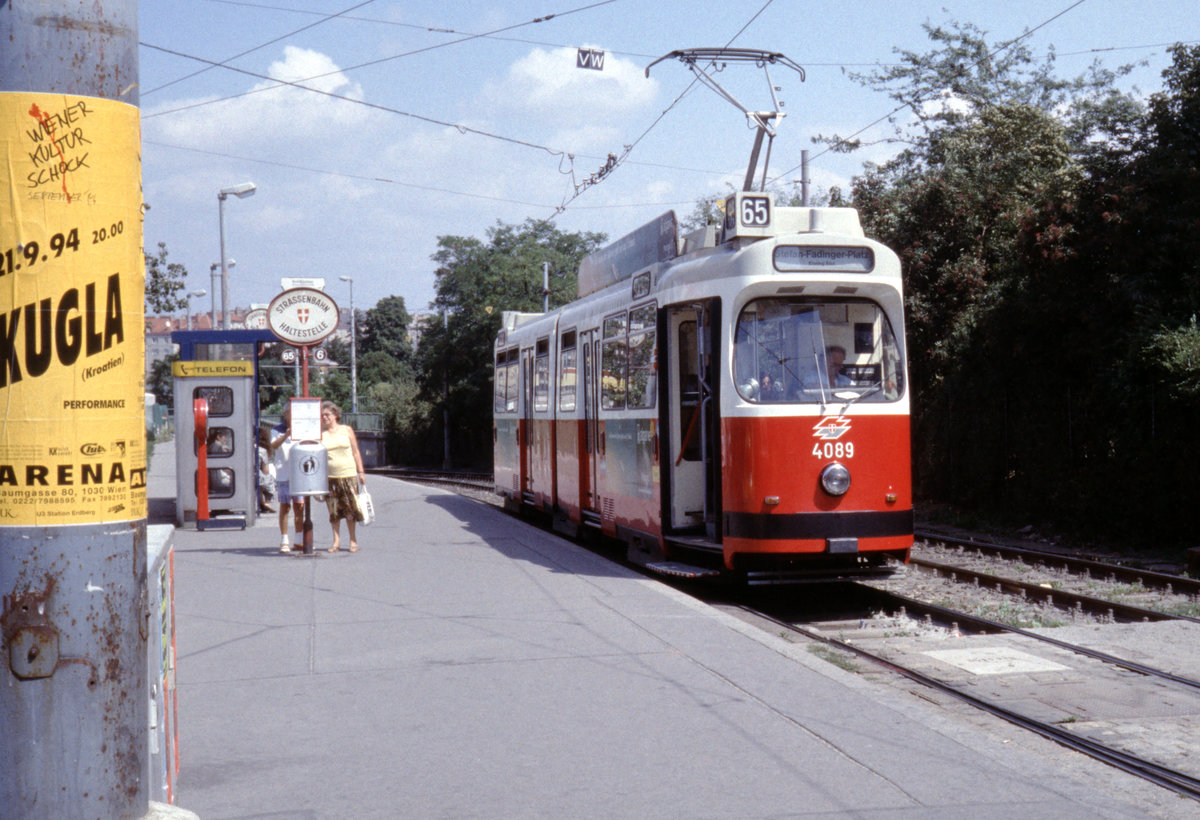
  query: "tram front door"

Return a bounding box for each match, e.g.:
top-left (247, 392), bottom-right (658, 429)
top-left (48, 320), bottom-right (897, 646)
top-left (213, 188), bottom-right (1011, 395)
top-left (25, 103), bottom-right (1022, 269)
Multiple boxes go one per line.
top-left (664, 302), bottom-right (719, 538)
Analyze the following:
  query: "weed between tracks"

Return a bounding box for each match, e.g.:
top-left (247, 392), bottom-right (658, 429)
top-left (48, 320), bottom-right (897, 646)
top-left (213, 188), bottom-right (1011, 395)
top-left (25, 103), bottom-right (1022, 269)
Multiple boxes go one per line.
top-left (808, 645), bottom-right (862, 673)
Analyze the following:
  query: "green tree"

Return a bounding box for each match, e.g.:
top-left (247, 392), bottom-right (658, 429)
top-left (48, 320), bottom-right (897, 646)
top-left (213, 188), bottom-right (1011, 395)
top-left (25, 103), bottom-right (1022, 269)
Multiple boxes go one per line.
top-left (358, 350), bottom-right (406, 387)
top-left (144, 242), bottom-right (189, 314)
top-left (256, 342), bottom-right (297, 413)
top-left (418, 219), bottom-right (604, 466)
top-left (359, 296), bottom-right (414, 381)
top-left (832, 19), bottom-right (1148, 537)
top-left (147, 354), bottom-right (177, 406)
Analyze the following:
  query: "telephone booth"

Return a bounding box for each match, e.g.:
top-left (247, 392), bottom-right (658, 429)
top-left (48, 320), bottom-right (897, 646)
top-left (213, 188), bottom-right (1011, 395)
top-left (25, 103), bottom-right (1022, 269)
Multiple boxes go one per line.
top-left (172, 360), bottom-right (257, 527)
top-left (171, 328), bottom-right (278, 528)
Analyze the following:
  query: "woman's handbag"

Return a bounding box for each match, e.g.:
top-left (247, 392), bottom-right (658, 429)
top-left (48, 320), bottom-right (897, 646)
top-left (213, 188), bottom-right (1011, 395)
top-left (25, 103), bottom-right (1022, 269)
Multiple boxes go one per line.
top-left (356, 488), bottom-right (375, 526)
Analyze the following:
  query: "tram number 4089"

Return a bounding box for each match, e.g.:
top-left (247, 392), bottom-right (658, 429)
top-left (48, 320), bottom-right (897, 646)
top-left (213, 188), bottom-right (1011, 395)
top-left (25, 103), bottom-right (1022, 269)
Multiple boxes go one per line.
top-left (813, 442), bottom-right (855, 459)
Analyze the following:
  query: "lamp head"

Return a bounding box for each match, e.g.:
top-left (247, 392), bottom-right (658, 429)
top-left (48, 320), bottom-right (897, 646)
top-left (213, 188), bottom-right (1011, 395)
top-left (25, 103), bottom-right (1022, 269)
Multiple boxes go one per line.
top-left (219, 182), bottom-right (256, 199)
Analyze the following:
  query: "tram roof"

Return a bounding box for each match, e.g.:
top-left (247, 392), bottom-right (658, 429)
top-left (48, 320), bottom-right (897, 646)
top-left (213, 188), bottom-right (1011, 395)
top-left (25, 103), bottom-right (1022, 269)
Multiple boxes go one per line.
top-left (576, 196), bottom-right (868, 299)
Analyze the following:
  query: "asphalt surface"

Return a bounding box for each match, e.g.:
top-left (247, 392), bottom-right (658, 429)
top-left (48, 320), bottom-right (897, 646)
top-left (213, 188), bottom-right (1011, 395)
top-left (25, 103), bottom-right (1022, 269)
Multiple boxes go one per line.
top-left (149, 440), bottom-right (1192, 818)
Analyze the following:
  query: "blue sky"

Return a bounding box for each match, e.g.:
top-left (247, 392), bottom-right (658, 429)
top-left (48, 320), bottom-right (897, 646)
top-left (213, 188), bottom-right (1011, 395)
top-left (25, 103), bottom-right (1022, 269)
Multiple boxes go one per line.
top-left (138, 0), bottom-right (1197, 319)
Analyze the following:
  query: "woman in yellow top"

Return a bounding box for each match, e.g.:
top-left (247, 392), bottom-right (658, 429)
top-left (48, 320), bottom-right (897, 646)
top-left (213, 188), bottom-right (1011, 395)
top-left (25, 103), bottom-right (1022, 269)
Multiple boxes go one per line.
top-left (320, 400), bottom-right (365, 553)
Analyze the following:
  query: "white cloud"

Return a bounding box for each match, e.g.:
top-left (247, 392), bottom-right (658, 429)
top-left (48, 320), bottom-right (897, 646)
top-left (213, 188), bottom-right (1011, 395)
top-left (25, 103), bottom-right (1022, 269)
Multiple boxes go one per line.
top-left (146, 47), bottom-right (373, 150)
top-left (919, 88), bottom-right (974, 119)
top-left (476, 47), bottom-right (659, 151)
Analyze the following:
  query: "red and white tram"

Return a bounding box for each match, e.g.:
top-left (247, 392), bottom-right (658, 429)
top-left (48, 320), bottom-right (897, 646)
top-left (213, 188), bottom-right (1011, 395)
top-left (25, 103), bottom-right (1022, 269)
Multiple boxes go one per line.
top-left (494, 191), bottom-right (911, 582)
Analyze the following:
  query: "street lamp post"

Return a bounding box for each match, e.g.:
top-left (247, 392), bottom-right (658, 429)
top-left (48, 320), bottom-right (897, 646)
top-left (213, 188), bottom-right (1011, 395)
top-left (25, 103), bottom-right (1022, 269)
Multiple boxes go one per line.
top-left (208, 263), bottom-right (219, 328)
top-left (186, 289), bottom-right (207, 331)
top-left (209, 261), bottom-right (232, 329)
top-left (339, 275), bottom-right (357, 413)
top-left (218, 182), bottom-right (256, 329)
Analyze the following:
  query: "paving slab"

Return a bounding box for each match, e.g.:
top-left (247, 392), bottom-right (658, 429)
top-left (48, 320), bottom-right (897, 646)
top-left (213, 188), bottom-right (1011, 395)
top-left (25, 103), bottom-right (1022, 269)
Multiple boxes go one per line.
top-left (148, 441), bottom-right (1189, 818)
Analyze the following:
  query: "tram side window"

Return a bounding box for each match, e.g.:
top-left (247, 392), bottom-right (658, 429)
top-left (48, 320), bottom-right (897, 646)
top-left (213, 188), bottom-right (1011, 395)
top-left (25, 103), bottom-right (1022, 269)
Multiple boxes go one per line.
top-left (505, 359), bottom-right (519, 412)
top-left (494, 348), bottom-right (519, 413)
top-left (601, 312), bottom-right (628, 410)
top-left (494, 354), bottom-right (506, 412)
top-left (559, 331), bottom-right (577, 412)
top-left (627, 304), bottom-right (657, 409)
top-left (534, 339), bottom-right (550, 412)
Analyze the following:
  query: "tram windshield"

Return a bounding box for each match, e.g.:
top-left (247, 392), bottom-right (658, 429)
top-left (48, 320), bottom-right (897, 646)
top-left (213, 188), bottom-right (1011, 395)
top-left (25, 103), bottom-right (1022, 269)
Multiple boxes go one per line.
top-left (734, 298), bottom-right (904, 404)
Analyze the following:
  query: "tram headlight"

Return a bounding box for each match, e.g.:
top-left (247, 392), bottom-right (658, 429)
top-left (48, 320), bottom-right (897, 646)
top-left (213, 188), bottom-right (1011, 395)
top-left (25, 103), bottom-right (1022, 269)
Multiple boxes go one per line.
top-left (819, 463), bottom-right (851, 497)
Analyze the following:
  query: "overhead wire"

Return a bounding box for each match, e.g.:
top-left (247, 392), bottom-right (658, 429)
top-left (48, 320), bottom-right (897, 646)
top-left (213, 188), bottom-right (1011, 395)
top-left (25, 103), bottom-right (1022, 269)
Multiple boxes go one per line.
top-left (206, 0), bottom-right (662, 61)
top-left (142, 0), bottom-right (378, 97)
top-left (551, 0), bottom-right (780, 214)
top-left (141, 0), bottom-right (618, 120)
top-left (139, 0), bottom-right (1183, 217)
top-left (205, 0), bottom-right (1195, 67)
top-left (139, 40), bottom-right (567, 158)
top-left (766, 0), bottom-right (1093, 187)
top-left (141, 0), bottom-right (733, 208)
top-left (142, 138), bottom-right (554, 207)
top-left (144, 136), bottom-right (698, 211)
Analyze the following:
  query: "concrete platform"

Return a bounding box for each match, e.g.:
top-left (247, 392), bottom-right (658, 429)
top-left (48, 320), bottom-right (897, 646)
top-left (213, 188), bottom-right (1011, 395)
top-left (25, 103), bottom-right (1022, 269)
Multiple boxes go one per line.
top-left (148, 441), bottom-right (1184, 818)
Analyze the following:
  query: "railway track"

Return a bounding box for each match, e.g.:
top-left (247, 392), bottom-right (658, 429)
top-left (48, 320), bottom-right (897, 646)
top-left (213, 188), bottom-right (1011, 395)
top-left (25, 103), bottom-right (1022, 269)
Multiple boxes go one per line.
top-left (372, 468), bottom-right (494, 494)
top-left (730, 598), bottom-right (1200, 802)
top-left (904, 533), bottom-right (1200, 627)
top-left (915, 529), bottom-right (1200, 598)
top-left (849, 585), bottom-right (1200, 691)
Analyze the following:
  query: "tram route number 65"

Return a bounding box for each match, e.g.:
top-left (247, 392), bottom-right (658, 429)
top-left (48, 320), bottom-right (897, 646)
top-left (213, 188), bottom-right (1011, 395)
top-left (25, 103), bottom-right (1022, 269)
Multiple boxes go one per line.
top-left (740, 196), bottom-right (771, 226)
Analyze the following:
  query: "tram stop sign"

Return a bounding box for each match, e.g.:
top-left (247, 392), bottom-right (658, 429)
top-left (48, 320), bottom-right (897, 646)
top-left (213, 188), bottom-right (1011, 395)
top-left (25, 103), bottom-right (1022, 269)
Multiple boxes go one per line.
top-left (267, 287), bottom-right (339, 346)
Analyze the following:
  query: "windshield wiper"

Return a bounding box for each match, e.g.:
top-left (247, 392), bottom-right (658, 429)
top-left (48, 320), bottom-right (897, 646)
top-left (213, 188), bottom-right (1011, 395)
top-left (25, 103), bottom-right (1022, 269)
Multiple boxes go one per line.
top-left (836, 383), bottom-right (882, 415)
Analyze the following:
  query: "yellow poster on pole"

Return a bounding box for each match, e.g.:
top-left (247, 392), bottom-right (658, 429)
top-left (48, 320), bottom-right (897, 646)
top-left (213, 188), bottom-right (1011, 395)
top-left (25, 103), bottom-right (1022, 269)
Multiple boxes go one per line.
top-left (0, 92), bottom-right (146, 526)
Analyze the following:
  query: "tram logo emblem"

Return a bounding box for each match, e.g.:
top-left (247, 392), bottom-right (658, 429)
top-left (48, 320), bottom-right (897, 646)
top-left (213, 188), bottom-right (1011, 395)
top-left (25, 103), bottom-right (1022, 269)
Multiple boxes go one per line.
top-left (296, 308), bottom-right (310, 324)
top-left (812, 416), bottom-right (851, 441)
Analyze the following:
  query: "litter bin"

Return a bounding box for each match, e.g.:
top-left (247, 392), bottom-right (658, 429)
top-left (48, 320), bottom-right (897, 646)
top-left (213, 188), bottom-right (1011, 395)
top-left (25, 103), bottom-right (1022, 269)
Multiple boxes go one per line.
top-left (290, 442), bottom-right (327, 496)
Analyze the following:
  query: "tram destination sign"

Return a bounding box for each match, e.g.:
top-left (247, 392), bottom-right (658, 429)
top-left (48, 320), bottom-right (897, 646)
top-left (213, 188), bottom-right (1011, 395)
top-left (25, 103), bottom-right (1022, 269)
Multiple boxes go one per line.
top-left (267, 287), bottom-right (340, 346)
top-left (774, 245), bottom-right (875, 273)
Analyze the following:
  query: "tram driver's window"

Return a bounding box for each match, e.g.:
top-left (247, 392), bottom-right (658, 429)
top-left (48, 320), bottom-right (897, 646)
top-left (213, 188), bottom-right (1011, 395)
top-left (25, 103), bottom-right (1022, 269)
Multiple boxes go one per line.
top-left (735, 298), bottom-right (904, 402)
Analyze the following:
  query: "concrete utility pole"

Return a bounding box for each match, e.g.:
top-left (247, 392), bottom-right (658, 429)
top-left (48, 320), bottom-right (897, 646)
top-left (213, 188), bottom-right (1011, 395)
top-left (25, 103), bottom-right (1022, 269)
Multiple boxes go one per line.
top-left (0, 3), bottom-right (154, 819)
top-left (339, 276), bottom-right (358, 413)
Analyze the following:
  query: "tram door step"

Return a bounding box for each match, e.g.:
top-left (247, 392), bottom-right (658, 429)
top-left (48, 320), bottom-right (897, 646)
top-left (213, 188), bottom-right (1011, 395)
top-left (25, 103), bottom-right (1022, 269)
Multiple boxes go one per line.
top-left (644, 562), bottom-right (722, 579)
